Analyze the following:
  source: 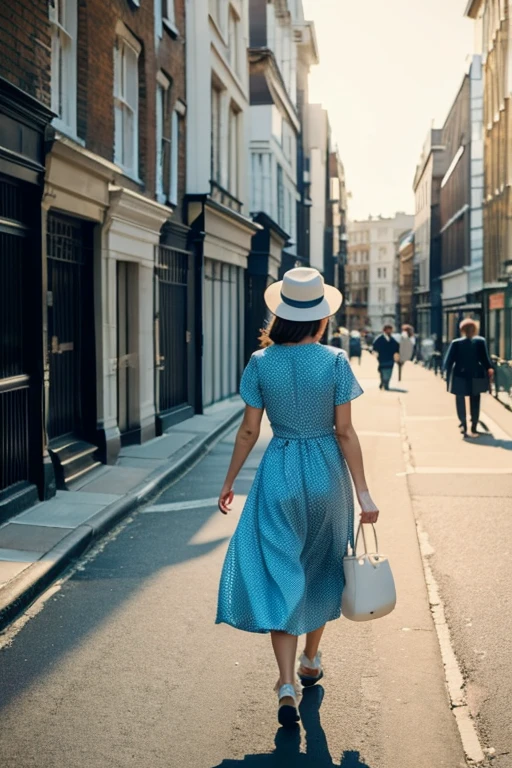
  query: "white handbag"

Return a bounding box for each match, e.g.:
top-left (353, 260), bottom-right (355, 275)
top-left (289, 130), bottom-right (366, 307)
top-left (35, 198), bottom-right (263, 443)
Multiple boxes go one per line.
top-left (341, 523), bottom-right (396, 622)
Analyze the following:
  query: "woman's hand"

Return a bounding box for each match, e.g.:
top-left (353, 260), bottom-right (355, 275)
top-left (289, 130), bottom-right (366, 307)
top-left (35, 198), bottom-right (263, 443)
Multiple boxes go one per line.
top-left (357, 490), bottom-right (379, 525)
top-left (218, 485), bottom-right (234, 515)
top-left (488, 368), bottom-right (495, 379)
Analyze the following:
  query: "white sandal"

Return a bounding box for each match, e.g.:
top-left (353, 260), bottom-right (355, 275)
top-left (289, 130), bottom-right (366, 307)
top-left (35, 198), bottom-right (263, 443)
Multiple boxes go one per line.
top-left (298, 650), bottom-right (324, 687)
top-left (274, 680), bottom-right (302, 727)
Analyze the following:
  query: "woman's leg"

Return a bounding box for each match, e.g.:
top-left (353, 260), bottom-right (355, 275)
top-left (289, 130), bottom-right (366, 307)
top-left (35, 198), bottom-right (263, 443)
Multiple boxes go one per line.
top-left (304, 625), bottom-right (325, 662)
top-left (271, 631), bottom-right (299, 687)
top-left (455, 395), bottom-right (467, 430)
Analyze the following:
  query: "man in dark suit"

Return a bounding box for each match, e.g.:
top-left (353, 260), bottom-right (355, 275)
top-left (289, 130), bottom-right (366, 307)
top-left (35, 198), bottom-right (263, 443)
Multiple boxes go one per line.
top-left (372, 324), bottom-right (400, 390)
top-left (443, 318), bottom-right (494, 438)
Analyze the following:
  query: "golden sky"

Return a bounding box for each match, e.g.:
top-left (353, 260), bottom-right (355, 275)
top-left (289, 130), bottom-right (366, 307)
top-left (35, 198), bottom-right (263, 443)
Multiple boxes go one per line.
top-left (302, 0), bottom-right (474, 220)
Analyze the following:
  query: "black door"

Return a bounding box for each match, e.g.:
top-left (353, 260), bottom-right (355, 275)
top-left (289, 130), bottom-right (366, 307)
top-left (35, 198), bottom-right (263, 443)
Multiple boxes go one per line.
top-left (155, 245), bottom-right (190, 421)
top-left (47, 213), bottom-right (96, 442)
top-left (0, 176), bottom-right (31, 493)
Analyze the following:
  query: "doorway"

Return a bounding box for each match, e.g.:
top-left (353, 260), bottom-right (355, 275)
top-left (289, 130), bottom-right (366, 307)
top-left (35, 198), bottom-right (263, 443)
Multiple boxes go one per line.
top-left (117, 261), bottom-right (139, 445)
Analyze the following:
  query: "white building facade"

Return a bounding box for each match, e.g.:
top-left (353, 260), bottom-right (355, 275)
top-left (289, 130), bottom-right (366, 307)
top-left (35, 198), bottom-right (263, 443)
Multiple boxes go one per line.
top-left (186, 0), bottom-right (259, 408)
top-left (348, 213), bottom-right (413, 331)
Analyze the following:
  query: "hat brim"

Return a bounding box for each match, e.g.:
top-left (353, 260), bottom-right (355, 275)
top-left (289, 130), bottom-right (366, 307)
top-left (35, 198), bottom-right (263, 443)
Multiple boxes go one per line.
top-left (264, 281), bottom-right (343, 321)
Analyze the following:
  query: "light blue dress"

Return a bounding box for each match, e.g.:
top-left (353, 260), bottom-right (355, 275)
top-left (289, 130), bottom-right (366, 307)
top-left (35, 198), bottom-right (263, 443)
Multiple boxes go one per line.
top-left (216, 343), bottom-right (363, 636)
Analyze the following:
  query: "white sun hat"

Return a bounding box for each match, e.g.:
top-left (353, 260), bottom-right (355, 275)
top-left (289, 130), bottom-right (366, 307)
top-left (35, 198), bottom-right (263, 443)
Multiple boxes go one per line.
top-left (264, 267), bottom-right (342, 321)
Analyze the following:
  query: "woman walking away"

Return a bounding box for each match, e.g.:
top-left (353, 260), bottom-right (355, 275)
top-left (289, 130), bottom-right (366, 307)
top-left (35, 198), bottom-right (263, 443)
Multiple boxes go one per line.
top-left (372, 324), bottom-right (399, 390)
top-left (216, 267), bottom-right (379, 728)
top-left (443, 318), bottom-right (494, 438)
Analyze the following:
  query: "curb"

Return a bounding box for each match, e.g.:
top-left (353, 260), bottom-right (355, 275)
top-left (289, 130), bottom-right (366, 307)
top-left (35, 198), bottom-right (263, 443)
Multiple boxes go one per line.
top-left (0, 406), bottom-right (243, 633)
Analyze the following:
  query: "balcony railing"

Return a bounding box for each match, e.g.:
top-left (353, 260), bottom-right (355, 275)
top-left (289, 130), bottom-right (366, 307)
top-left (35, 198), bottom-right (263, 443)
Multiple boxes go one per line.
top-left (210, 180), bottom-right (243, 214)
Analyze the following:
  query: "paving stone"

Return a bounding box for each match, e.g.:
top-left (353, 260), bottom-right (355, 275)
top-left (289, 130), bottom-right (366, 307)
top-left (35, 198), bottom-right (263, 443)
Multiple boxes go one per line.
top-left (0, 524), bottom-right (71, 552)
top-left (0, 548), bottom-right (42, 562)
top-left (77, 467), bottom-right (150, 494)
top-left (14, 501), bottom-right (109, 529)
top-left (120, 432), bottom-right (194, 459)
top-left (55, 490), bottom-right (121, 505)
top-left (0, 560), bottom-right (32, 586)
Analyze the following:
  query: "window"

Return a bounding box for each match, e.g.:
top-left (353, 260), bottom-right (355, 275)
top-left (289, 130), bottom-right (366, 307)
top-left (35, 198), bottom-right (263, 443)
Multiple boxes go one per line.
top-left (228, 106), bottom-right (238, 196)
top-left (277, 164), bottom-right (285, 228)
top-left (383, 267), bottom-right (387, 279)
top-left (378, 287), bottom-right (386, 303)
top-left (156, 0), bottom-right (177, 38)
top-left (377, 268), bottom-right (382, 278)
top-left (156, 76), bottom-right (179, 205)
top-left (211, 86), bottom-right (222, 183)
top-left (114, 31), bottom-right (140, 177)
top-left (49, 0), bottom-right (77, 136)
top-left (228, 8), bottom-right (239, 74)
top-left (162, 0), bottom-right (176, 28)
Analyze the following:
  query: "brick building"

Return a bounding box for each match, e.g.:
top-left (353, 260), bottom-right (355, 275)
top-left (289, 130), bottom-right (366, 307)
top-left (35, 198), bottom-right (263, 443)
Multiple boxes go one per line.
top-left (0, 0), bottom-right (190, 512)
top-left (0, 3), bottom-right (54, 515)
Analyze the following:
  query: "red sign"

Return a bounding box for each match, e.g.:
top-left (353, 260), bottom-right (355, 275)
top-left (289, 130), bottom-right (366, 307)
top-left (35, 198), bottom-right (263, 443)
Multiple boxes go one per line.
top-left (489, 293), bottom-right (505, 310)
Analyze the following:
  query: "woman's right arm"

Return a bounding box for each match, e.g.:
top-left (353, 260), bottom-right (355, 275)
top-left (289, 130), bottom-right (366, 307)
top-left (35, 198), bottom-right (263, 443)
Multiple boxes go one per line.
top-left (335, 402), bottom-right (379, 525)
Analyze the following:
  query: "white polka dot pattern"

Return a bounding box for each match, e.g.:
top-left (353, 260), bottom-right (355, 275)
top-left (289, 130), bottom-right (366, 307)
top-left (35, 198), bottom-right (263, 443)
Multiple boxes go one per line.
top-left (216, 343), bottom-right (364, 636)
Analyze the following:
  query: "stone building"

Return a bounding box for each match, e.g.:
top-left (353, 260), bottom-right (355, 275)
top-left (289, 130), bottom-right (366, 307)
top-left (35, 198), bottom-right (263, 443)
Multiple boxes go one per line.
top-left (465, 0), bottom-right (512, 359)
top-left (439, 59), bottom-right (484, 350)
top-left (413, 130), bottom-right (448, 342)
top-left (185, 0), bottom-right (259, 408)
top-left (398, 232), bottom-right (415, 327)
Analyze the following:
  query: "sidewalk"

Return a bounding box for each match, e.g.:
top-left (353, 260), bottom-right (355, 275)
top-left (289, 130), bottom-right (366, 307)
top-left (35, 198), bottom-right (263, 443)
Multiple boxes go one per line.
top-left (0, 398), bottom-right (244, 631)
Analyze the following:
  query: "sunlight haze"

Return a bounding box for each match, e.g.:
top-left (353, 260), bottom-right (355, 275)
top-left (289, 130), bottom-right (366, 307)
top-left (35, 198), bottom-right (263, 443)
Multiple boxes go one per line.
top-left (303, 0), bottom-right (474, 220)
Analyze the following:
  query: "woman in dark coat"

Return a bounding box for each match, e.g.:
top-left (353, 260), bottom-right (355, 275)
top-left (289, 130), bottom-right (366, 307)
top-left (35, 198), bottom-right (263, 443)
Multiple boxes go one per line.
top-left (443, 319), bottom-right (494, 438)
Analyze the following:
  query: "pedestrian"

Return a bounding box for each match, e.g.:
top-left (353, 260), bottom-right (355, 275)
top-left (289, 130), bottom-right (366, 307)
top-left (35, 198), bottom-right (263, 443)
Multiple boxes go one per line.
top-left (216, 267), bottom-right (379, 728)
top-left (338, 326), bottom-right (350, 355)
top-left (372, 324), bottom-right (399, 390)
top-left (443, 318), bottom-right (494, 438)
top-left (349, 330), bottom-right (362, 365)
top-left (329, 329), bottom-right (342, 348)
top-left (397, 325), bottom-right (415, 382)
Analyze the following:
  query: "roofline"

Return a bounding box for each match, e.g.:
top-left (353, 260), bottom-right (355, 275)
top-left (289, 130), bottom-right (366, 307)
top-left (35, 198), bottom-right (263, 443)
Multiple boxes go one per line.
top-left (465, 0), bottom-right (482, 19)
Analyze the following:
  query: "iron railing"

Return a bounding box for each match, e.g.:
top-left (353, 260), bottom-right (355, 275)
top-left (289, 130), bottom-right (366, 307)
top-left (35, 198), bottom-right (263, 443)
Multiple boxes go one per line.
top-left (0, 378), bottom-right (30, 491)
top-left (492, 356), bottom-right (512, 409)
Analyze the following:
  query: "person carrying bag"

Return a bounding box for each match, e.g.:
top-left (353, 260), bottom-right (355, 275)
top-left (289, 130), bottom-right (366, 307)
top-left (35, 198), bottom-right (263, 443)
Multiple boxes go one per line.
top-left (443, 318), bottom-right (494, 438)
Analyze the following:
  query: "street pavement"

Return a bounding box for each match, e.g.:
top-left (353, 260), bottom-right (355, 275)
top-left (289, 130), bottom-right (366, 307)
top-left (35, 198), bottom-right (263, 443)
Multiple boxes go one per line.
top-left (1, 353), bottom-right (511, 767)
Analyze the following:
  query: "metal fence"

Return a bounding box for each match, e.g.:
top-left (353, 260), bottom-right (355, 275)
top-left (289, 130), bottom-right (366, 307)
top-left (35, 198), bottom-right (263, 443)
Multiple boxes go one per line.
top-left (492, 357), bottom-right (512, 409)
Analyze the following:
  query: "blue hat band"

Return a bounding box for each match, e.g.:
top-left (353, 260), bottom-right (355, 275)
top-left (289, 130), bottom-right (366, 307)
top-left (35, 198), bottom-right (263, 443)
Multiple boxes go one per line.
top-left (280, 292), bottom-right (324, 309)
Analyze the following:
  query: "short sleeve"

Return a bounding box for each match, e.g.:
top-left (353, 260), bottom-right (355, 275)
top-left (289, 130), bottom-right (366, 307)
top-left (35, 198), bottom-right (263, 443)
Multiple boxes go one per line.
top-left (239, 354), bottom-right (264, 409)
top-left (335, 352), bottom-right (364, 406)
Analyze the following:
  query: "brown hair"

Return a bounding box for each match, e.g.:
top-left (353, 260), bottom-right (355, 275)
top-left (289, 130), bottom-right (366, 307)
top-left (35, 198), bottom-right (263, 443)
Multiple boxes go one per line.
top-left (460, 318), bottom-right (478, 335)
top-left (259, 316), bottom-right (323, 348)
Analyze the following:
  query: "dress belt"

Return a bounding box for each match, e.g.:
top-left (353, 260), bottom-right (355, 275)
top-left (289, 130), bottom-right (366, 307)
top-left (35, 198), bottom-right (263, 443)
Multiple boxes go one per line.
top-left (272, 431), bottom-right (336, 442)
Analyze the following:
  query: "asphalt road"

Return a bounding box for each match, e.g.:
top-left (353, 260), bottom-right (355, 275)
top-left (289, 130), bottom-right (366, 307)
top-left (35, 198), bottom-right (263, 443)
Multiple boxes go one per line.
top-left (0, 362), bottom-right (470, 768)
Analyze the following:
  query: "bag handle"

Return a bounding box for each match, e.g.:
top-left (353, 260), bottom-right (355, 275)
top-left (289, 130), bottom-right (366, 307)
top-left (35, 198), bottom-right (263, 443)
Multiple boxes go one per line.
top-left (353, 523), bottom-right (379, 556)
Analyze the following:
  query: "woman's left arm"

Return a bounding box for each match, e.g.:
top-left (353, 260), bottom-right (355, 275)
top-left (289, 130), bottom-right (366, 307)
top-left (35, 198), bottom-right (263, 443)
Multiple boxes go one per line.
top-left (218, 406), bottom-right (264, 514)
top-left (335, 402), bottom-right (379, 525)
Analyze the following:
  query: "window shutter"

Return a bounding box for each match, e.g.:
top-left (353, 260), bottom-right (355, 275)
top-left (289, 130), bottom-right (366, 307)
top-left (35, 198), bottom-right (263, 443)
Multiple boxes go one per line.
top-left (169, 110), bottom-right (179, 205)
top-left (156, 85), bottom-right (164, 198)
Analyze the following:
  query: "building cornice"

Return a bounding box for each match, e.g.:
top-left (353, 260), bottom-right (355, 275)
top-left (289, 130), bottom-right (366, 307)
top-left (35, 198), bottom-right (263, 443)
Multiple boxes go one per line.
top-left (249, 49), bottom-right (300, 133)
top-left (108, 185), bottom-right (172, 231)
top-left (465, 0), bottom-right (482, 19)
top-left (294, 21), bottom-right (319, 67)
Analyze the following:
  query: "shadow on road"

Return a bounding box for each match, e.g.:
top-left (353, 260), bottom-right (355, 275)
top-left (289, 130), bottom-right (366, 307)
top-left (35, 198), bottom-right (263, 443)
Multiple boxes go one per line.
top-left (468, 426), bottom-right (512, 450)
top-left (0, 433), bottom-right (260, 715)
top-left (212, 686), bottom-right (373, 768)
